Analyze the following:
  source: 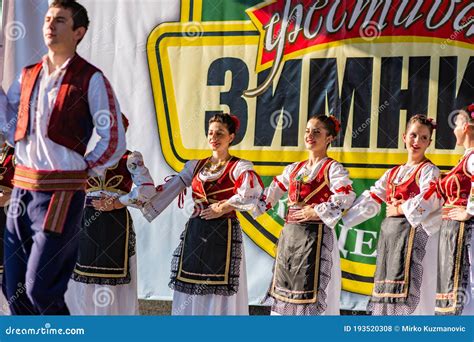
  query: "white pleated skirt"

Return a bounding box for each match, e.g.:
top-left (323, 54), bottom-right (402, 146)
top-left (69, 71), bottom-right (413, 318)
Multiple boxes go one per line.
top-left (65, 255), bottom-right (139, 315)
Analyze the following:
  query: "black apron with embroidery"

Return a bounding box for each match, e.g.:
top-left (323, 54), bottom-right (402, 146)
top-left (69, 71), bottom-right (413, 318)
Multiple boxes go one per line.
top-left (179, 216), bottom-right (231, 283)
top-left (372, 217), bottom-right (415, 303)
top-left (170, 216), bottom-right (242, 296)
top-left (72, 207), bottom-right (135, 285)
top-left (436, 219), bottom-right (472, 315)
top-left (270, 222), bottom-right (324, 304)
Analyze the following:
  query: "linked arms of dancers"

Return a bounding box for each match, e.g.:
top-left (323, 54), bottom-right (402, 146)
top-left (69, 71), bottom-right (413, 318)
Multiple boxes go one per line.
top-left (142, 160), bottom-right (263, 222)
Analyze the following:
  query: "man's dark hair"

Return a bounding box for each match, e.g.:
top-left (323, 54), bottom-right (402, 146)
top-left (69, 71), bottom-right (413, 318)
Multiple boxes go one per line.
top-left (49, 0), bottom-right (89, 31)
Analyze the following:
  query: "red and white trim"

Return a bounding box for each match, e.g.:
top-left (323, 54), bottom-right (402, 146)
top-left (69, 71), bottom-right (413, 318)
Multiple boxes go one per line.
top-left (369, 191), bottom-right (384, 204)
top-left (87, 76), bottom-right (119, 170)
top-left (272, 176), bottom-right (287, 191)
top-left (335, 185), bottom-right (353, 194)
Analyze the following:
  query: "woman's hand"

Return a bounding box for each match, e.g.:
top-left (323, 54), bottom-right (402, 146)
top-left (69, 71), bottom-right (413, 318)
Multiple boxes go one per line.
top-left (200, 201), bottom-right (233, 220)
top-left (92, 196), bottom-right (125, 212)
top-left (292, 205), bottom-right (320, 223)
top-left (447, 207), bottom-right (472, 222)
top-left (386, 199), bottom-right (404, 217)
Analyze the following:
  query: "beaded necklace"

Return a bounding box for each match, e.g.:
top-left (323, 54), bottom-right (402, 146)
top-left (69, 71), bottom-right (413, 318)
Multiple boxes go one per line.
top-left (201, 156), bottom-right (231, 178)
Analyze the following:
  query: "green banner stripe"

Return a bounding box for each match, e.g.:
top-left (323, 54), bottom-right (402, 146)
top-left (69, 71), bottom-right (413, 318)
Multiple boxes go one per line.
top-left (202, 0), bottom-right (262, 21)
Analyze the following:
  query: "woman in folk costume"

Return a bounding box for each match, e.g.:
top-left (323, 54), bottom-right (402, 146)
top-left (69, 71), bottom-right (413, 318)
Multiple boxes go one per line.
top-left (142, 113), bottom-right (263, 315)
top-left (0, 143), bottom-right (14, 315)
top-left (253, 115), bottom-right (355, 315)
top-left (343, 114), bottom-right (442, 315)
top-left (66, 115), bottom-right (156, 315)
top-left (436, 104), bottom-right (474, 315)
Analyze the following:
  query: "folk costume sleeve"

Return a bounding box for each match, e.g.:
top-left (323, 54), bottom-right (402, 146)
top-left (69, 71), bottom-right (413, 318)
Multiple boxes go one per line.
top-left (315, 161), bottom-right (356, 228)
top-left (400, 164), bottom-right (442, 235)
top-left (142, 160), bottom-right (198, 222)
top-left (342, 169), bottom-right (390, 228)
top-left (252, 163), bottom-right (296, 217)
top-left (227, 160), bottom-right (264, 211)
top-left (3, 74), bottom-right (21, 147)
top-left (84, 73), bottom-right (126, 177)
top-left (118, 151), bottom-right (157, 208)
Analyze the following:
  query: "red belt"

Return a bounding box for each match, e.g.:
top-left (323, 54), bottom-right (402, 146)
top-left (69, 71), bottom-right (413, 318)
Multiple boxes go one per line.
top-left (13, 165), bottom-right (87, 234)
top-left (13, 165), bottom-right (87, 191)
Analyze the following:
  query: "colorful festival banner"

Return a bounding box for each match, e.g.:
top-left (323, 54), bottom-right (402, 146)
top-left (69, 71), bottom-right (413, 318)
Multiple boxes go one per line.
top-left (147, 0), bottom-right (473, 296)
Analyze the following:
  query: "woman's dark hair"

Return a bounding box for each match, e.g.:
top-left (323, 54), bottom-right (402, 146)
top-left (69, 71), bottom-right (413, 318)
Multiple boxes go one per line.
top-left (208, 113), bottom-right (237, 134)
top-left (406, 114), bottom-right (436, 137)
top-left (308, 114), bottom-right (339, 137)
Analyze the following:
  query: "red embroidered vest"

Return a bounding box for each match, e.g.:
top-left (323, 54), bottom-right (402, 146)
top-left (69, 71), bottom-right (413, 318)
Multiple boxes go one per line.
top-left (0, 145), bottom-right (15, 190)
top-left (386, 160), bottom-right (431, 203)
top-left (15, 55), bottom-right (100, 156)
top-left (191, 157), bottom-right (240, 209)
top-left (287, 158), bottom-right (335, 206)
top-left (439, 151), bottom-right (473, 207)
top-left (86, 151), bottom-right (133, 194)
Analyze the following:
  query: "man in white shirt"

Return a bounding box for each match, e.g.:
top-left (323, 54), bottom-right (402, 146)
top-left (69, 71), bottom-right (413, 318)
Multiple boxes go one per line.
top-left (0, 0), bottom-right (126, 315)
